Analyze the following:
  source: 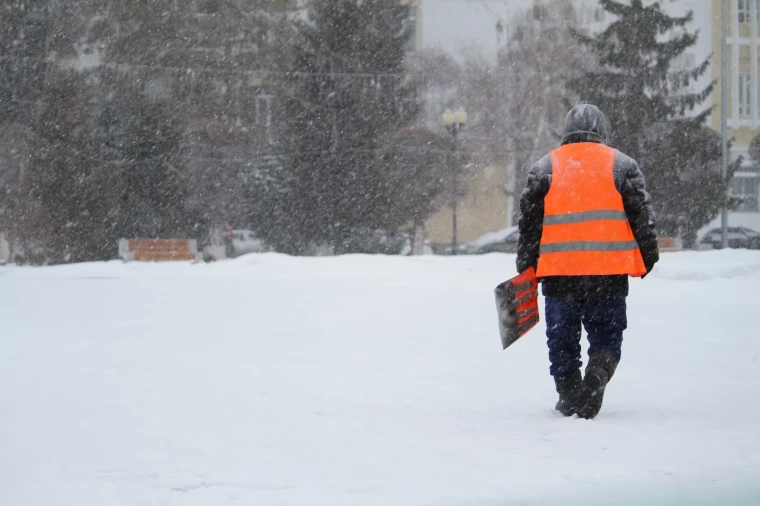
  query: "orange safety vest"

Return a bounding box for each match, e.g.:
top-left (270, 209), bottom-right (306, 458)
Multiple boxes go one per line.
top-left (536, 143), bottom-right (647, 278)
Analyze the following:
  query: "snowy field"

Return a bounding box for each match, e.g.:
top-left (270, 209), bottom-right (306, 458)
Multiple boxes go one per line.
top-left (2, 251), bottom-right (760, 506)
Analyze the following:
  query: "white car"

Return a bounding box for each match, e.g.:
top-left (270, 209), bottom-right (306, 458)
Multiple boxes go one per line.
top-left (461, 227), bottom-right (521, 254)
top-left (228, 229), bottom-right (267, 256)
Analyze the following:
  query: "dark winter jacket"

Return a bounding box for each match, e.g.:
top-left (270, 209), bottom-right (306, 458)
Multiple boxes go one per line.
top-left (516, 104), bottom-right (659, 299)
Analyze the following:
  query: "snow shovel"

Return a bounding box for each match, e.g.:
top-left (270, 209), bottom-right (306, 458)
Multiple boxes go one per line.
top-left (494, 267), bottom-right (539, 350)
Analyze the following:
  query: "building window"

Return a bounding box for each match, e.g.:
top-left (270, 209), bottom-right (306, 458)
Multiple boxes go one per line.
top-left (733, 176), bottom-right (760, 212)
top-left (739, 73), bottom-right (752, 117)
top-left (739, 0), bottom-right (750, 24)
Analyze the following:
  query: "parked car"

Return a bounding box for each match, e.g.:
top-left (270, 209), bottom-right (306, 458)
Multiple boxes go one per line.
top-left (461, 226), bottom-right (521, 254)
top-left (227, 229), bottom-right (267, 257)
top-left (699, 227), bottom-right (760, 250)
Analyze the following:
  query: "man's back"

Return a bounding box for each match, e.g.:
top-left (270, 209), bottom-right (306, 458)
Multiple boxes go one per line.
top-left (517, 106), bottom-right (659, 298)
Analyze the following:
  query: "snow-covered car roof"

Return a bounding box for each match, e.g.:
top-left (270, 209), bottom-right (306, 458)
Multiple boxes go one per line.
top-left (469, 226), bottom-right (519, 248)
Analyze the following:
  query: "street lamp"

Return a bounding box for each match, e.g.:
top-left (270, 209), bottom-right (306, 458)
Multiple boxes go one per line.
top-left (720, 0), bottom-right (729, 249)
top-left (442, 106), bottom-right (467, 255)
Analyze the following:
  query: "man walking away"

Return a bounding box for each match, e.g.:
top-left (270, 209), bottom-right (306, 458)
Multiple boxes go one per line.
top-left (516, 104), bottom-right (659, 419)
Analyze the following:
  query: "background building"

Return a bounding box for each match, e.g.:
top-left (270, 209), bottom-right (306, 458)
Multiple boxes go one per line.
top-left (708, 0), bottom-right (760, 229)
top-left (424, 0), bottom-right (760, 250)
top-left (571, 0), bottom-right (759, 230)
top-left (425, 163), bottom-right (510, 246)
top-left (402, 0), bottom-right (423, 52)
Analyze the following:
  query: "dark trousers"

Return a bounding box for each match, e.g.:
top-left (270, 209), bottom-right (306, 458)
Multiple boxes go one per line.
top-left (545, 297), bottom-right (627, 377)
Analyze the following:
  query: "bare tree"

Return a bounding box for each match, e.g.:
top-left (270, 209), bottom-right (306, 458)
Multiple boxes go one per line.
top-left (460, 0), bottom-right (588, 222)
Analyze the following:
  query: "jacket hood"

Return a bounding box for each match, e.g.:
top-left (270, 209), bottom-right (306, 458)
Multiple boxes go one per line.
top-left (561, 104), bottom-right (611, 145)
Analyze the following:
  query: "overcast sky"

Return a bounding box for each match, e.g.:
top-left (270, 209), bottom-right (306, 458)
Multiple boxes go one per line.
top-left (422, 0), bottom-right (533, 60)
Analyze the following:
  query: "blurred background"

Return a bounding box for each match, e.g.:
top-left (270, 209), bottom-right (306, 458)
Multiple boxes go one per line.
top-left (1, 0), bottom-right (759, 264)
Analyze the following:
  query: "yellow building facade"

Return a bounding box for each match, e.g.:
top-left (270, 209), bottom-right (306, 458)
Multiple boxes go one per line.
top-left (713, 0), bottom-right (760, 152)
top-left (425, 163), bottom-right (512, 245)
top-left (710, 0), bottom-right (760, 219)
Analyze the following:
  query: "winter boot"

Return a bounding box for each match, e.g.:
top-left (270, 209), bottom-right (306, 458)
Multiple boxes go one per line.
top-left (554, 370), bottom-right (582, 416)
top-left (576, 351), bottom-right (618, 420)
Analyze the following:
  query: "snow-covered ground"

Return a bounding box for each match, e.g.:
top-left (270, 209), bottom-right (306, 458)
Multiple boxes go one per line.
top-left (2, 251), bottom-right (760, 506)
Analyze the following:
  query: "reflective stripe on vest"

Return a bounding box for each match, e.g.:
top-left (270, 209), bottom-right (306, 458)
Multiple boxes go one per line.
top-left (536, 143), bottom-right (647, 278)
top-left (543, 210), bottom-right (627, 225)
top-left (540, 240), bottom-right (639, 254)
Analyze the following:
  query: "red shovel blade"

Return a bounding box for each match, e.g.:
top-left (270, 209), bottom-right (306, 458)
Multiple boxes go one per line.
top-left (494, 267), bottom-right (539, 350)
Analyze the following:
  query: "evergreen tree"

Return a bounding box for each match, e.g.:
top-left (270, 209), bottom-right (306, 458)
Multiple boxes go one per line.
top-left (270, 0), bottom-right (419, 254)
top-left (568, 0), bottom-right (734, 242)
top-left (567, 0), bottom-right (711, 160)
top-left (749, 133), bottom-right (760, 167)
top-left (0, 0), bottom-right (51, 126)
top-left (96, 82), bottom-right (197, 240)
top-left (0, 123), bottom-right (41, 263)
top-left (26, 71), bottom-right (109, 263)
top-left (89, 0), bottom-right (292, 69)
top-left (87, 0), bottom-right (292, 237)
top-left (640, 121), bottom-right (740, 246)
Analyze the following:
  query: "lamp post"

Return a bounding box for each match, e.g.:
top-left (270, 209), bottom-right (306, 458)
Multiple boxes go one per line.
top-left (442, 106), bottom-right (467, 255)
top-left (720, 0), bottom-right (729, 249)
